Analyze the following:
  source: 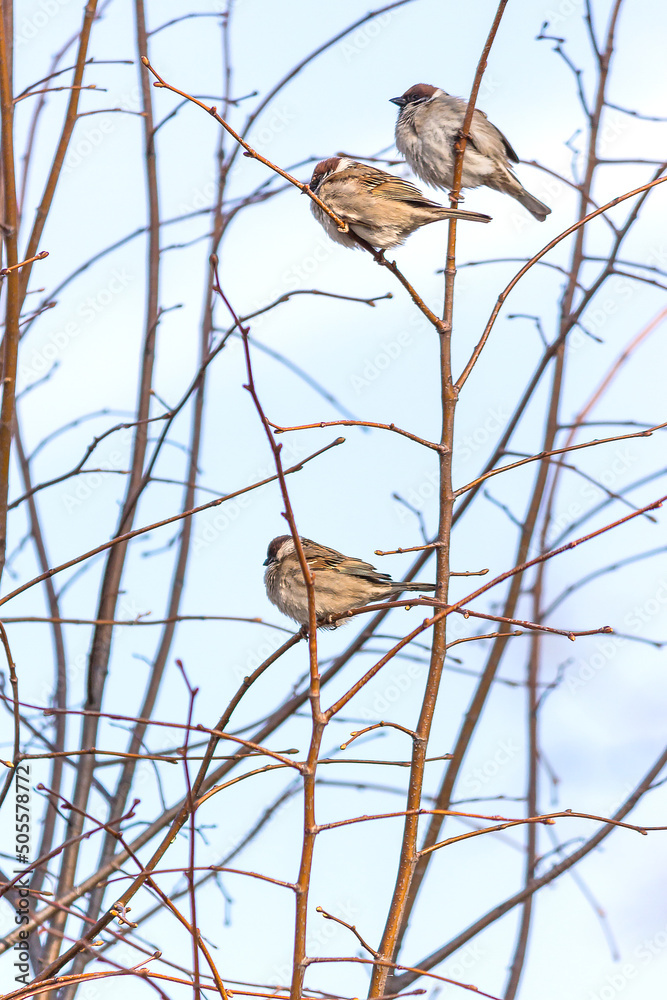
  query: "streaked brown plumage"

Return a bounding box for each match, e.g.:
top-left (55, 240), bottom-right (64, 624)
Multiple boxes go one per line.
top-left (307, 156), bottom-right (490, 250)
top-left (264, 535), bottom-right (436, 627)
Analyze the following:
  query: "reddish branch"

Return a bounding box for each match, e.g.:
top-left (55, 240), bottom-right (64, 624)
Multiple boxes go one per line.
top-left (0, 6), bottom-right (20, 587)
top-left (370, 6), bottom-right (509, 993)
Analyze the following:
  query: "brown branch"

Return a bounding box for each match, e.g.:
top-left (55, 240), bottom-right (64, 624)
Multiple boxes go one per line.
top-left (70, 25), bottom-right (240, 971)
top-left (446, 629), bottom-right (523, 649)
top-left (18, 0), bottom-right (100, 300)
top-left (389, 743), bottom-right (667, 992)
top-left (374, 543), bottom-right (442, 556)
top-left (0, 623), bottom-right (19, 809)
top-left (456, 173), bottom-right (667, 391)
top-left (417, 809), bottom-right (662, 858)
top-left (319, 494), bottom-right (658, 717)
top-left (31, 630), bottom-right (303, 981)
top-left (0, 615), bottom-right (291, 630)
top-left (316, 906), bottom-right (379, 959)
top-left (242, 288), bottom-right (393, 321)
top-left (453, 606), bottom-right (612, 641)
top-left (10, 423), bottom-right (69, 959)
top-left (0, 7), bottom-right (20, 587)
top-left (140, 55), bottom-right (446, 333)
top-left (8, 412), bottom-right (168, 509)
top-left (388, 0), bottom-right (631, 978)
top-left (38, 2), bottom-right (160, 963)
top-left (454, 422), bottom-right (667, 497)
top-left (306, 955), bottom-right (501, 1000)
top-left (208, 266), bottom-right (326, 1000)
top-left (0, 439), bottom-right (344, 610)
top-left (369, 8), bottom-right (511, 990)
top-left (0, 249), bottom-right (48, 274)
top-left (271, 418), bottom-right (442, 452)
top-left (340, 722), bottom-right (419, 750)
top-left (13, 83), bottom-right (101, 103)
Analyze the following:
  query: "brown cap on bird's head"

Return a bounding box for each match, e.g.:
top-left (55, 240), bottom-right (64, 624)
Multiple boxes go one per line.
top-left (263, 535), bottom-right (295, 566)
top-left (308, 157), bottom-right (342, 193)
top-left (390, 83), bottom-right (438, 107)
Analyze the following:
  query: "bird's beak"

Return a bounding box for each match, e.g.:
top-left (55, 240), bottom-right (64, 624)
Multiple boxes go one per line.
top-left (389, 96), bottom-right (405, 107)
top-left (263, 558), bottom-right (270, 566)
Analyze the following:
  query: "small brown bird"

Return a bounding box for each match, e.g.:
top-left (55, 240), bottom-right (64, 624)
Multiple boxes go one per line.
top-left (264, 535), bottom-right (436, 627)
top-left (391, 84), bottom-right (551, 221)
top-left (307, 156), bottom-right (490, 250)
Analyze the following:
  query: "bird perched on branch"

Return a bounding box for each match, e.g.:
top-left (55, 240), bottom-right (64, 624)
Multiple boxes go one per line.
top-left (264, 535), bottom-right (436, 627)
top-left (307, 156), bottom-right (490, 250)
top-left (391, 84), bottom-right (551, 222)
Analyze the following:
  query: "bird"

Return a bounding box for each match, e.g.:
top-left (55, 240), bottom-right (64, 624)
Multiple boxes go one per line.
top-left (306, 156), bottom-right (490, 250)
top-left (391, 84), bottom-right (551, 221)
top-left (264, 535), bottom-right (436, 628)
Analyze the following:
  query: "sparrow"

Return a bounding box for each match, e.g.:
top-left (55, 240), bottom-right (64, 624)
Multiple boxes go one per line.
top-left (307, 156), bottom-right (490, 250)
top-left (391, 84), bottom-right (551, 221)
top-left (264, 535), bottom-right (436, 627)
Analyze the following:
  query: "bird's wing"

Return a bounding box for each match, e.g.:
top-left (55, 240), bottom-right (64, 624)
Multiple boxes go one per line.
top-left (354, 167), bottom-right (437, 207)
top-left (336, 557), bottom-right (392, 583)
top-left (492, 124), bottom-right (519, 163)
top-left (371, 175), bottom-right (436, 205)
top-left (299, 539), bottom-right (347, 572)
top-left (471, 108), bottom-right (520, 163)
top-left (300, 538), bottom-right (392, 583)
top-left (299, 540), bottom-right (364, 575)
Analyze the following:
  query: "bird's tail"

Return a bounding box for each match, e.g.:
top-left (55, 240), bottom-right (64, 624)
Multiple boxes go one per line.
top-left (487, 168), bottom-right (552, 222)
top-left (515, 188), bottom-right (551, 222)
top-left (398, 581), bottom-right (437, 592)
top-left (437, 207), bottom-right (491, 224)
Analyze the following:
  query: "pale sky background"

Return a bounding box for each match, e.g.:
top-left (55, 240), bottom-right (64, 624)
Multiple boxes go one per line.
top-left (1, 0), bottom-right (666, 997)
